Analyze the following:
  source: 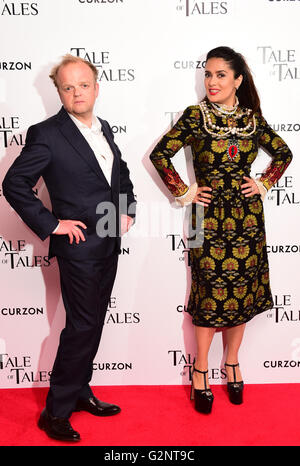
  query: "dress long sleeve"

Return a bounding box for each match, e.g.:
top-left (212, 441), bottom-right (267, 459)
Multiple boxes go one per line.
top-left (150, 106), bottom-right (200, 197)
top-left (258, 116), bottom-right (293, 190)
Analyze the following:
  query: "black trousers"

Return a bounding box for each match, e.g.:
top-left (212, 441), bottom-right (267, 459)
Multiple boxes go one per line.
top-left (46, 253), bottom-right (118, 418)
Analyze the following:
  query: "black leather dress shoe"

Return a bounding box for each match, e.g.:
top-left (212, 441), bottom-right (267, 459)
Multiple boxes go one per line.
top-left (75, 396), bottom-right (121, 417)
top-left (38, 408), bottom-right (81, 442)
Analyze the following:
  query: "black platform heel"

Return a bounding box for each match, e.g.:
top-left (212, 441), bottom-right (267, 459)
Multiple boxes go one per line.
top-left (225, 362), bottom-right (244, 405)
top-left (190, 366), bottom-right (214, 414)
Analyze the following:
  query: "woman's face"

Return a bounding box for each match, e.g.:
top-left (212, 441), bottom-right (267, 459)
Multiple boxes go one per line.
top-left (204, 57), bottom-right (243, 107)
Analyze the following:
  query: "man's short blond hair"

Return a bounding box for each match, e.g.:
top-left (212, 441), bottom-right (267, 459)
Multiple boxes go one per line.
top-left (49, 54), bottom-right (99, 88)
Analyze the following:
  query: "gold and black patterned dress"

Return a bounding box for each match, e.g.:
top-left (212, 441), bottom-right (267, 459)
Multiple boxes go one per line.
top-left (150, 101), bottom-right (293, 327)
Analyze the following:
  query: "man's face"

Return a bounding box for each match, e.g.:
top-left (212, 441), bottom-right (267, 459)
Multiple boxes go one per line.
top-left (56, 62), bottom-right (99, 121)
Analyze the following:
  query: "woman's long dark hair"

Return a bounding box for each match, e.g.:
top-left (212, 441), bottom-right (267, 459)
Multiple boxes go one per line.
top-left (206, 46), bottom-right (262, 116)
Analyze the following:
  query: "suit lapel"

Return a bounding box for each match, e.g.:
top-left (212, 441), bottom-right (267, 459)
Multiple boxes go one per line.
top-left (55, 107), bottom-right (110, 186)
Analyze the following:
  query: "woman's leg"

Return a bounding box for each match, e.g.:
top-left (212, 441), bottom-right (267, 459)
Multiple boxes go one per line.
top-left (224, 323), bottom-right (246, 382)
top-left (193, 326), bottom-right (216, 389)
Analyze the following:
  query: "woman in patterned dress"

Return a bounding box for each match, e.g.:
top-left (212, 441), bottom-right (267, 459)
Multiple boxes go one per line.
top-left (149, 47), bottom-right (292, 413)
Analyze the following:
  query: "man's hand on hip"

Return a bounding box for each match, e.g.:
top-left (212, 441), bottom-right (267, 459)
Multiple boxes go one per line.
top-left (54, 220), bottom-right (87, 244)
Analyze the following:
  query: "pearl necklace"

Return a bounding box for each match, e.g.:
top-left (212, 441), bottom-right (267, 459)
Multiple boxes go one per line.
top-left (211, 97), bottom-right (239, 115)
top-left (199, 100), bottom-right (256, 138)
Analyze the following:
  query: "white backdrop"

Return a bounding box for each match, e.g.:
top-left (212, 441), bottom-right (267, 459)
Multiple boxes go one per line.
top-left (0, 0), bottom-right (299, 389)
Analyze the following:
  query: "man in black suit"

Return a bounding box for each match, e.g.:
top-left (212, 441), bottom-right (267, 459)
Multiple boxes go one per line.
top-left (2, 55), bottom-right (136, 442)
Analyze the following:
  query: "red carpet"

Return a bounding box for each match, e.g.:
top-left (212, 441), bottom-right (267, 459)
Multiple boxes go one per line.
top-left (0, 384), bottom-right (299, 446)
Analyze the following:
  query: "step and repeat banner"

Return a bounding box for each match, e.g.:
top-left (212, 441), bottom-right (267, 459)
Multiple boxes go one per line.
top-left (0, 0), bottom-right (299, 389)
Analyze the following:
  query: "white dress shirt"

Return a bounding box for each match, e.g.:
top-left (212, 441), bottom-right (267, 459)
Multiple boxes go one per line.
top-left (68, 113), bottom-right (114, 185)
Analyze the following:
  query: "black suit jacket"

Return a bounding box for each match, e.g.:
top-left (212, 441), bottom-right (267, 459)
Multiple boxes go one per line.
top-left (2, 107), bottom-right (136, 260)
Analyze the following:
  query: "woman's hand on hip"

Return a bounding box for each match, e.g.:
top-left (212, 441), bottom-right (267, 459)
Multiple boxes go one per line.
top-left (192, 186), bottom-right (212, 207)
top-left (241, 176), bottom-right (259, 197)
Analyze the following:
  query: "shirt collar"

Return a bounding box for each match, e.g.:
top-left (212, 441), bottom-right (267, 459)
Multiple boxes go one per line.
top-left (68, 113), bottom-right (102, 134)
